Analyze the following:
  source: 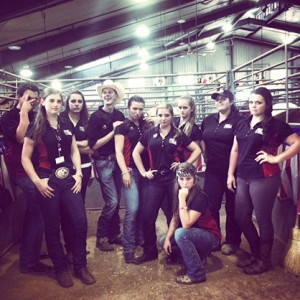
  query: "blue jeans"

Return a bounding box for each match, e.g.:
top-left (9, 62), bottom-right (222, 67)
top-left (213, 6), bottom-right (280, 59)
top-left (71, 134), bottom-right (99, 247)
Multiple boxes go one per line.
top-left (95, 159), bottom-right (122, 240)
top-left (122, 169), bottom-right (144, 253)
top-left (204, 169), bottom-right (241, 246)
top-left (38, 173), bottom-right (87, 273)
top-left (160, 227), bottom-right (219, 281)
top-left (142, 174), bottom-right (175, 257)
top-left (15, 177), bottom-right (44, 269)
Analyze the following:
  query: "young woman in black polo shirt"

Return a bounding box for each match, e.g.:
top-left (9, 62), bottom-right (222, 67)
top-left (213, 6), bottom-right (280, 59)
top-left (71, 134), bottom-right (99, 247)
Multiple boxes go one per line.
top-left (201, 90), bottom-right (243, 255)
top-left (62, 90), bottom-right (93, 201)
top-left (161, 163), bottom-right (221, 285)
top-left (22, 88), bottom-right (95, 287)
top-left (60, 90), bottom-right (94, 263)
top-left (133, 103), bottom-right (201, 263)
top-left (115, 95), bottom-right (152, 264)
top-left (174, 95), bottom-right (202, 168)
top-left (227, 87), bottom-right (300, 275)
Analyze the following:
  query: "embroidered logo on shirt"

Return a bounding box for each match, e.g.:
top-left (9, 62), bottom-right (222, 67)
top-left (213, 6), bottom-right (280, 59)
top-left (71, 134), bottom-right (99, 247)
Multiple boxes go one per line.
top-left (224, 124), bottom-right (232, 129)
top-left (79, 126), bottom-right (84, 132)
top-left (153, 133), bottom-right (158, 138)
top-left (63, 130), bottom-right (72, 135)
top-left (255, 128), bottom-right (263, 135)
top-left (169, 138), bottom-right (177, 145)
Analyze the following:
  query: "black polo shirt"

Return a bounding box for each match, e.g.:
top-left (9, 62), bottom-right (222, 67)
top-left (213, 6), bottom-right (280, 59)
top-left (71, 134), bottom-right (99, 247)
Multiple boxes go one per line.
top-left (1, 106), bottom-right (35, 179)
top-left (60, 112), bottom-right (90, 164)
top-left (189, 190), bottom-right (222, 241)
top-left (201, 111), bottom-right (244, 175)
top-left (139, 125), bottom-right (192, 171)
top-left (173, 116), bottom-right (202, 162)
top-left (235, 116), bottom-right (294, 179)
top-left (27, 117), bottom-right (75, 171)
top-left (114, 118), bottom-right (149, 169)
top-left (87, 106), bottom-right (125, 156)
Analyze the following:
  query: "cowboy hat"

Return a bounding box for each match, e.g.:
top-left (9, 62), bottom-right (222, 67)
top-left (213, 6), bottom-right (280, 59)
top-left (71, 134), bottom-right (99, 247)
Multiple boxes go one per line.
top-left (96, 80), bottom-right (125, 104)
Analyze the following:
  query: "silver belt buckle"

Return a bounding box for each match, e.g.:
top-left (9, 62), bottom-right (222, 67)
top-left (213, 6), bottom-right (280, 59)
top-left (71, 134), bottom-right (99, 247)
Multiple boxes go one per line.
top-left (55, 167), bottom-right (69, 179)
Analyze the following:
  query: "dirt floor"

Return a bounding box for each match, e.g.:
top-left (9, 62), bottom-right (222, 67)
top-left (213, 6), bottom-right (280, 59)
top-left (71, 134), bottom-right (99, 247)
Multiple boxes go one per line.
top-left (0, 208), bottom-right (300, 300)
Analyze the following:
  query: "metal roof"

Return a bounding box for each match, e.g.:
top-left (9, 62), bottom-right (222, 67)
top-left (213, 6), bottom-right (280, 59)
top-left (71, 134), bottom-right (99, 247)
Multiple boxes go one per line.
top-left (0, 0), bottom-right (299, 80)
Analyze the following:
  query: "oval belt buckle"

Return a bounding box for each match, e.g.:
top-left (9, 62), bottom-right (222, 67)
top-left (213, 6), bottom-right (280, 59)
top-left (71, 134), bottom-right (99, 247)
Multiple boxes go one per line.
top-left (55, 167), bottom-right (69, 179)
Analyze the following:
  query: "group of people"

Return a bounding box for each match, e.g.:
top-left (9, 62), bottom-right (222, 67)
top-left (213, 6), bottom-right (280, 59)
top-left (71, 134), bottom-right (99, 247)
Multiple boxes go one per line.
top-left (1, 80), bottom-right (299, 287)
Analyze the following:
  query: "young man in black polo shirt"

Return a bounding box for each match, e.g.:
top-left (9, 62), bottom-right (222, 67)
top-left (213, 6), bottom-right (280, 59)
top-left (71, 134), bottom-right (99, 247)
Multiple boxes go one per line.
top-left (87, 80), bottom-right (125, 251)
top-left (1, 83), bottom-right (52, 273)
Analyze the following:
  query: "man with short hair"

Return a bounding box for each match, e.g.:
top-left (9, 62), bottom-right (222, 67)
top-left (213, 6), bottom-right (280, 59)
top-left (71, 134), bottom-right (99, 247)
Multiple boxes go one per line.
top-left (2, 83), bottom-right (52, 273)
top-left (87, 80), bottom-right (125, 251)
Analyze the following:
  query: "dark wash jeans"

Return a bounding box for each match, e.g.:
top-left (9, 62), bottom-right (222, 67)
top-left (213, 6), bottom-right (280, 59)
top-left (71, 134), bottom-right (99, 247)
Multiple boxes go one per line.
top-left (95, 159), bottom-right (122, 240)
top-left (38, 172), bottom-right (87, 273)
top-left (142, 173), bottom-right (176, 257)
top-left (160, 227), bottom-right (220, 281)
top-left (15, 176), bottom-right (44, 269)
top-left (203, 169), bottom-right (241, 246)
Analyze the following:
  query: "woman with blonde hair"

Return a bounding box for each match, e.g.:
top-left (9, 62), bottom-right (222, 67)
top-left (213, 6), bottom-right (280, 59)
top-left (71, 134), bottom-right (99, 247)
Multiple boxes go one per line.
top-left (133, 103), bottom-right (201, 263)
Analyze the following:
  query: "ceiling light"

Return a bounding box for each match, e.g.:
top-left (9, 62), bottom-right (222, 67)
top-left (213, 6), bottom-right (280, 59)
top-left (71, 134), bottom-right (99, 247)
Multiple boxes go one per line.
top-left (140, 62), bottom-right (148, 71)
top-left (139, 48), bottom-right (149, 60)
top-left (64, 65), bottom-right (73, 69)
top-left (207, 41), bottom-right (215, 49)
top-left (8, 45), bottom-right (21, 50)
top-left (20, 65), bottom-right (33, 78)
top-left (177, 19), bottom-right (186, 24)
top-left (135, 24), bottom-right (150, 38)
top-left (222, 22), bottom-right (233, 32)
top-left (51, 79), bottom-right (62, 90)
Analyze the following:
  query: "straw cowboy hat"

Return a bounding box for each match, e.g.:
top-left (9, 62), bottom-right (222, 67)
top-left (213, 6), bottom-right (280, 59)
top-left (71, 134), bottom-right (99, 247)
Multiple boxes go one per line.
top-left (96, 80), bottom-right (125, 104)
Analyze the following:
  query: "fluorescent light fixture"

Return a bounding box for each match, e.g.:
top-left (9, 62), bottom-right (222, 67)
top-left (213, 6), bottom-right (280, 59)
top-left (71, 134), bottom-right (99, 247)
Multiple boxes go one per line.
top-left (140, 62), bottom-right (148, 70)
top-left (139, 48), bottom-right (149, 60)
top-left (222, 22), bottom-right (233, 32)
top-left (8, 45), bottom-right (21, 50)
top-left (135, 24), bottom-right (150, 38)
top-left (206, 41), bottom-right (215, 49)
top-left (20, 66), bottom-right (33, 78)
top-left (177, 19), bottom-right (186, 24)
top-left (51, 79), bottom-right (62, 90)
top-left (64, 65), bottom-right (73, 69)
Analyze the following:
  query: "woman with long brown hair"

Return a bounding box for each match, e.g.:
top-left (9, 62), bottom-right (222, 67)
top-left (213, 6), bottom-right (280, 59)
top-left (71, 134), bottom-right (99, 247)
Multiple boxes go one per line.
top-left (22, 88), bottom-right (95, 287)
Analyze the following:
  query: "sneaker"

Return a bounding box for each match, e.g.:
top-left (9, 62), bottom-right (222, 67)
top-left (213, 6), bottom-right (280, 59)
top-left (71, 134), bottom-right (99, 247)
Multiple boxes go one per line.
top-left (56, 271), bottom-right (73, 288)
top-left (124, 252), bottom-right (139, 264)
top-left (221, 244), bottom-right (239, 255)
top-left (176, 274), bottom-right (206, 285)
top-left (109, 234), bottom-right (123, 245)
top-left (74, 267), bottom-right (96, 285)
top-left (96, 237), bottom-right (114, 252)
top-left (20, 262), bottom-right (53, 274)
top-left (135, 253), bottom-right (158, 264)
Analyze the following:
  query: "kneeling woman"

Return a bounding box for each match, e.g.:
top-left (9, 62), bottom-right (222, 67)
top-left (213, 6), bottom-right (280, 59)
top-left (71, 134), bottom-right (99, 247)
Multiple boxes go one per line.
top-left (22, 88), bottom-right (95, 288)
top-left (161, 163), bottom-right (221, 284)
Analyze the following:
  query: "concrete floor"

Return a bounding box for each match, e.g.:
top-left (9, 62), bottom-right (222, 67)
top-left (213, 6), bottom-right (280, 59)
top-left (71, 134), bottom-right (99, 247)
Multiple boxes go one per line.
top-left (1, 207), bottom-right (300, 300)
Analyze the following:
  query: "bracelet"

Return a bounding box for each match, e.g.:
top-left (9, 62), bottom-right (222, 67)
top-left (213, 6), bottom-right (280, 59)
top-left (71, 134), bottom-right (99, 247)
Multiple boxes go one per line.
top-left (75, 172), bottom-right (83, 177)
top-left (180, 206), bottom-right (188, 210)
top-left (122, 168), bottom-right (132, 176)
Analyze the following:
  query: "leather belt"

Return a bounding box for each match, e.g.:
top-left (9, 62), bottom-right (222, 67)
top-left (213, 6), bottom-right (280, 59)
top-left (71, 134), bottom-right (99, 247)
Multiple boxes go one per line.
top-left (155, 169), bottom-right (173, 177)
top-left (55, 167), bottom-right (69, 179)
top-left (96, 154), bottom-right (116, 161)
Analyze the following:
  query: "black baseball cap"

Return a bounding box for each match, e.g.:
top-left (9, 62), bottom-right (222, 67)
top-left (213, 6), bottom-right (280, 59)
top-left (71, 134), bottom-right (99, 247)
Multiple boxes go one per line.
top-left (211, 90), bottom-right (234, 102)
